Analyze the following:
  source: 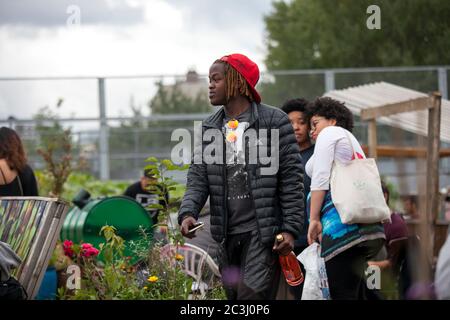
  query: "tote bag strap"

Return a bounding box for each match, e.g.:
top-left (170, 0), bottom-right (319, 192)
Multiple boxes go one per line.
top-left (331, 128), bottom-right (364, 177)
top-left (342, 128), bottom-right (365, 160)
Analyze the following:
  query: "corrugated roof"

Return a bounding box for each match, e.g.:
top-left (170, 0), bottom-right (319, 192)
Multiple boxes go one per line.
top-left (325, 82), bottom-right (450, 143)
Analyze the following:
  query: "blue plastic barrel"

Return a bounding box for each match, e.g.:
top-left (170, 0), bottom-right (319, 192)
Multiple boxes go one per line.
top-left (35, 267), bottom-right (57, 300)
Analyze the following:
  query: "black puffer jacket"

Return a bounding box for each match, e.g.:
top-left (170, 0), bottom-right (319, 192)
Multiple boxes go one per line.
top-left (178, 102), bottom-right (304, 246)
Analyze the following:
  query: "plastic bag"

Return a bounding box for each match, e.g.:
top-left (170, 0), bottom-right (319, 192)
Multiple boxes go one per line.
top-left (297, 243), bottom-right (331, 300)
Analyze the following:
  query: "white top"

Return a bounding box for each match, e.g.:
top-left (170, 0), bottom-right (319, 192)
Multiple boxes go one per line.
top-left (305, 126), bottom-right (365, 191)
top-left (435, 233), bottom-right (450, 299)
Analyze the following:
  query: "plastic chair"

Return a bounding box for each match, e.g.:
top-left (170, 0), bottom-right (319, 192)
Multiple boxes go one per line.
top-left (161, 243), bottom-right (221, 298)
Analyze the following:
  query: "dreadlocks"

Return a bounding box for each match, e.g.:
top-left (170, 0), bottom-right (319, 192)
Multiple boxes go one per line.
top-left (215, 60), bottom-right (254, 103)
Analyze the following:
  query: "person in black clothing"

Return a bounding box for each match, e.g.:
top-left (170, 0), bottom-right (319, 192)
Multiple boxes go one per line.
top-left (281, 98), bottom-right (315, 299)
top-left (178, 53), bottom-right (304, 300)
top-left (0, 127), bottom-right (38, 197)
top-left (0, 127), bottom-right (36, 300)
top-left (282, 98), bottom-right (315, 250)
top-left (124, 168), bottom-right (168, 225)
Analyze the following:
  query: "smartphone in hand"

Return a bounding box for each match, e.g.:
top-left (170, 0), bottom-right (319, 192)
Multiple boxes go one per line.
top-left (187, 222), bottom-right (204, 234)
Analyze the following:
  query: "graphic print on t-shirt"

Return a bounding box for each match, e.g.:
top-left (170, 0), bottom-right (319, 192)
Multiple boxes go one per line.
top-left (226, 164), bottom-right (251, 201)
top-left (223, 109), bottom-right (257, 234)
top-left (224, 121), bottom-right (251, 201)
top-left (136, 193), bottom-right (159, 207)
top-left (136, 193), bottom-right (160, 218)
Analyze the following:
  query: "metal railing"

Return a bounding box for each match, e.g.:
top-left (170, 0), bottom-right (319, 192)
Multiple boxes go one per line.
top-left (1, 65), bottom-right (449, 182)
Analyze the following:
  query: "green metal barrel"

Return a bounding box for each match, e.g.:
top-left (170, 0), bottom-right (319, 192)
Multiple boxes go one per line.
top-left (60, 196), bottom-right (153, 263)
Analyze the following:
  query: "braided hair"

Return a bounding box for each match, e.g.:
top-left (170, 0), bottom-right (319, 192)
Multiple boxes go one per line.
top-left (215, 60), bottom-right (254, 103)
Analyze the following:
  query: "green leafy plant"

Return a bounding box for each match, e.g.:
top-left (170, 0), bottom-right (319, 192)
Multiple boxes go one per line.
top-left (57, 158), bottom-right (220, 300)
top-left (59, 224), bottom-right (193, 300)
top-left (36, 171), bottom-right (132, 201)
top-left (34, 103), bottom-right (87, 197)
top-left (98, 225), bottom-right (125, 264)
top-left (143, 157), bottom-right (188, 243)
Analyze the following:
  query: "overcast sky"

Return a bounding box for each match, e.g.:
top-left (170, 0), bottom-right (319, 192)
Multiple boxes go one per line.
top-left (0, 0), bottom-right (273, 122)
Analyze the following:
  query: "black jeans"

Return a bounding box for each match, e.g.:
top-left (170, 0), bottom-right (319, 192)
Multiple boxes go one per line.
top-left (325, 238), bottom-right (384, 300)
top-left (221, 231), bottom-right (280, 300)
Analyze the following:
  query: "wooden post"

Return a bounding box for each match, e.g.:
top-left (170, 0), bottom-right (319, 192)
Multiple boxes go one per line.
top-left (416, 92), bottom-right (441, 298)
top-left (426, 92), bottom-right (442, 223)
top-left (368, 119), bottom-right (377, 159)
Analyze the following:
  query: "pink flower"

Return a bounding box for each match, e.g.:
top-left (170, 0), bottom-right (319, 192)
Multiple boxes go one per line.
top-left (81, 243), bottom-right (93, 249)
top-left (63, 240), bottom-right (73, 248)
top-left (82, 247), bottom-right (99, 257)
top-left (63, 240), bottom-right (74, 258)
top-left (80, 243), bottom-right (99, 258)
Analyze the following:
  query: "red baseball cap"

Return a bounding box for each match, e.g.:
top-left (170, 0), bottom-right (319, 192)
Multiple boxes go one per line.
top-left (219, 53), bottom-right (261, 104)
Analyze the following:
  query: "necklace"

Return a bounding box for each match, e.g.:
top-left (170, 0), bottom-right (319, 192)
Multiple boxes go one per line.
top-left (226, 119), bottom-right (239, 143)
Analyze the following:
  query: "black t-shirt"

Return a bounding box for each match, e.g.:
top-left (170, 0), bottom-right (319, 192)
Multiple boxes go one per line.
top-left (0, 164), bottom-right (38, 197)
top-left (223, 107), bottom-right (257, 235)
top-left (293, 144), bottom-right (315, 254)
top-left (123, 182), bottom-right (168, 224)
top-left (300, 144), bottom-right (315, 200)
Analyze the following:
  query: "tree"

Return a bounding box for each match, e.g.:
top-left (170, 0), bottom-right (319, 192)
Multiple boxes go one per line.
top-left (264, 0), bottom-right (450, 69)
top-left (261, 0), bottom-right (450, 106)
top-left (149, 80), bottom-right (212, 115)
top-left (33, 100), bottom-right (86, 197)
top-left (107, 80), bottom-right (211, 179)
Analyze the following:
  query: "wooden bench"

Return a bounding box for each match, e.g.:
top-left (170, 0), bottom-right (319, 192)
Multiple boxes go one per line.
top-left (0, 197), bottom-right (70, 299)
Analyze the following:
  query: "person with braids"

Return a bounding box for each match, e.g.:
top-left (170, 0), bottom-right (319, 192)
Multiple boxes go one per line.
top-left (305, 97), bottom-right (385, 299)
top-left (0, 127), bottom-right (38, 197)
top-left (178, 53), bottom-right (305, 300)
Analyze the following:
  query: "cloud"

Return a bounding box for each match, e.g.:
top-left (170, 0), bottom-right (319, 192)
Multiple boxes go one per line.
top-left (0, 0), bottom-right (274, 120)
top-left (0, 0), bottom-right (145, 27)
top-left (166, 0), bottom-right (272, 36)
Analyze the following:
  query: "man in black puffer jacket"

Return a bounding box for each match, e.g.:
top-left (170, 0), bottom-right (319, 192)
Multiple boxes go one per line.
top-left (178, 53), bottom-right (304, 300)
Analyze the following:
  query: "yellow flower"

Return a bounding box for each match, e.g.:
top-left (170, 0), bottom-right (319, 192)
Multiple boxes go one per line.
top-left (226, 132), bottom-right (237, 143)
top-left (143, 286), bottom-right (148, 290)
top-left (147, 276), bottom-right (159, 283)
top-left (227, 119), bottom-right (239, 129)
top-left (175, 254), bottom-right (184, 261)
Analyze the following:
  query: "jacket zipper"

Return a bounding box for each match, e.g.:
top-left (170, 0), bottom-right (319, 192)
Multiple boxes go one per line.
top-left (244, 123), bottom-right (264, 243)
top-left (222, 128), bottom-right (228, 244)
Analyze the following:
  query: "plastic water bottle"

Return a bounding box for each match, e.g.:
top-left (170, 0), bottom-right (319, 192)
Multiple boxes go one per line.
top-left (276, 234), bottom-right (304, 286)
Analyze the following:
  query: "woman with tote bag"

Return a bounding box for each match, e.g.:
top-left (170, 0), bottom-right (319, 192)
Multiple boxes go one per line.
top-left (305, 97), bottom-right (386, 300)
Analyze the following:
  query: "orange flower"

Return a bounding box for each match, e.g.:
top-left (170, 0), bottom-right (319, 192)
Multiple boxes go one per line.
top-left (175, 254), bottom-right (184, 261)
top-left (227, 119), bottom-right (239, 129)
top-left (226, 132), bottom-right (237, 143)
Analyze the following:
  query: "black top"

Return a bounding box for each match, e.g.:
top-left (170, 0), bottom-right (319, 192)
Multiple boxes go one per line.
top-left (123, 181), bottom-right (168, 224)
top-left (223, 107), bottom-right (257, 235)
top-left (300, 144), bottom-right (315, 200)
top-left (293, 143), bottom-right (315, 254)
top-left (178, 103), bottom-right (305, 247)
top-left (0, 164), bottom-right (39, 197)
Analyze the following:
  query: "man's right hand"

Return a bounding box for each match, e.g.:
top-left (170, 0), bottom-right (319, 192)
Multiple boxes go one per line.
top-left (180, 216), bottom-right (197, 239)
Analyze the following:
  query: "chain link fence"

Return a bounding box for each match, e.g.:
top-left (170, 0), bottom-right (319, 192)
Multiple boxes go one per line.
top-left (1, 66), bottom-right (449, 198)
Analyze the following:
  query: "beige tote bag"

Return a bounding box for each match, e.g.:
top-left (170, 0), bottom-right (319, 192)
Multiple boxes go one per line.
top-left (330, 130), bottom-right (391, 224)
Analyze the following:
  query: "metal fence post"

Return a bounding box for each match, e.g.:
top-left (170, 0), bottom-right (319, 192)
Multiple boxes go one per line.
top-left (134, 129), bottom-right (139, 172)
top-left (98, 78), bottom-right (110, 180)
top-left (325, 70), bottom-right (335, 93)
top-left (438, 67), bottom-right (448, 100)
